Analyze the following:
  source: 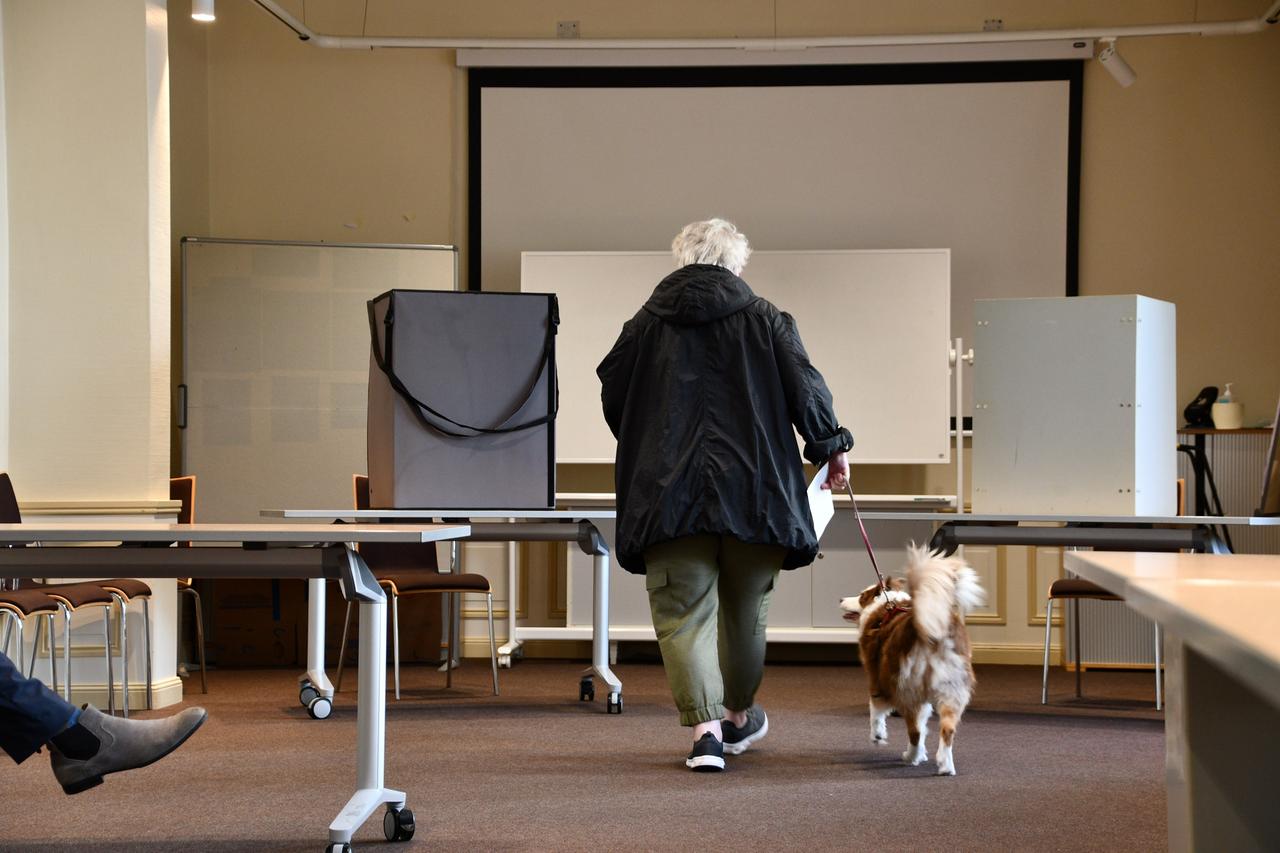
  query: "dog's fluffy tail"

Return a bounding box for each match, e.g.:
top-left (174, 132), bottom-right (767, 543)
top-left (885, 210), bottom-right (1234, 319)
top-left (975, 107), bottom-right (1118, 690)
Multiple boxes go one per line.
top-left (906, 543), bottom-right (986, 642)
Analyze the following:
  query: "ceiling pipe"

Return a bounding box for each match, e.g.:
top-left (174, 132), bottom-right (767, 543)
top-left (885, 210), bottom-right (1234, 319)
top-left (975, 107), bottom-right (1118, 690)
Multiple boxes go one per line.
top-left (251, 0), bottom-right (1279, 50)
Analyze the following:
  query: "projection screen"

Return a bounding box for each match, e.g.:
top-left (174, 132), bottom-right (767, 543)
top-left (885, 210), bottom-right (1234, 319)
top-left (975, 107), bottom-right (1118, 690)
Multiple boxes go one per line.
top-left (472, 63), bottom-right (1082, 420)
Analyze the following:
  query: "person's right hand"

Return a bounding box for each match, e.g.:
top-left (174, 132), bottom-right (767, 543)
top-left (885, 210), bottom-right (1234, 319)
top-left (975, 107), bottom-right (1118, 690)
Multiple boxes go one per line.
top-left (823, 451), bottom-right (849, 491)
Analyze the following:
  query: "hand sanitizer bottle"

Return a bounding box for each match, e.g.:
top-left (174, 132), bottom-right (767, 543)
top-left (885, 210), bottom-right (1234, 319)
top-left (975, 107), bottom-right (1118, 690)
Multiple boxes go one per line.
top-left (1212, 383), bottom-right (1243, 429)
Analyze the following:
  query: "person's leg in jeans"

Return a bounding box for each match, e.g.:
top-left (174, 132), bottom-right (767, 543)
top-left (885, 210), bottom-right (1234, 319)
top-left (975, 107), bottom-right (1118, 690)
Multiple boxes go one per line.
top-left (718, 536), bottom-right (784, 742)
top-left (0, 647), bottom-right (208, 794)
top-left (644, 534), bottom-right (726, 742)
top-left (0, 648), bottom-right (79, 764)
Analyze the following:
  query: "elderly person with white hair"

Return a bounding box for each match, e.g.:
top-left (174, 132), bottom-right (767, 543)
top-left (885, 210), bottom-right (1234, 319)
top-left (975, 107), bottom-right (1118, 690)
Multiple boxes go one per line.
top-left (597, 218), bottom-right (852, 772)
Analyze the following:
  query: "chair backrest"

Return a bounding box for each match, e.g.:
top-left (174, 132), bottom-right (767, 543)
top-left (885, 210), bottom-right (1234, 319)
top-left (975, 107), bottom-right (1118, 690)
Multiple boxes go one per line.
top-left (354, 474), bottom-right (371, 511)
top-left (170, 475), bottom-right (196, 527)
top-left (170, 476), bottom-right (196, 577)
top-left (352, 474), bottom-right (438, 572)
top-left (0, 473), bottom-right (22, 524)
top-left (0, 473), bottom-right (31, 590)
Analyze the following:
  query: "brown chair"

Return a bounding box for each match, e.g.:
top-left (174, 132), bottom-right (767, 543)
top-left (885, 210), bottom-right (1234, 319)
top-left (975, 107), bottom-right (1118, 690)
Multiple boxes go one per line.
top-left (1041, 577), bottom-right (1162, 709)
top-left (169, 475), bottom-right (206, 693)
top-left (336, 474), bottom-right (497, 698)
top-left (1, 473), bottom-right (118, 709)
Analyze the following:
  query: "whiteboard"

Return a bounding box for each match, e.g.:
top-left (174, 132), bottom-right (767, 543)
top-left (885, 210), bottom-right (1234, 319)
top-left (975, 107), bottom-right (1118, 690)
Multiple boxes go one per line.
top-left (522, 250), bottom-right (950, 465)
top-left (181, 238), bottom-right (457, 523)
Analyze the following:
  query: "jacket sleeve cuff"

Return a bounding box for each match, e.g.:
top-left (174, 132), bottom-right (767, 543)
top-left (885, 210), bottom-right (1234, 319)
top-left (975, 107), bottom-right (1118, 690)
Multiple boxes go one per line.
top-left (803, 426), bottom-right (853, 466)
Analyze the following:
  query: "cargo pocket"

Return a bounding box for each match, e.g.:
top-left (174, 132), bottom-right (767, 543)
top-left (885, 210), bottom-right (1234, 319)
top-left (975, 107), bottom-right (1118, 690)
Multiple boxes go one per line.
top-left (753, 575), bottom-right (777, 635)
top-left (645, 569), bottom-right (672, 639)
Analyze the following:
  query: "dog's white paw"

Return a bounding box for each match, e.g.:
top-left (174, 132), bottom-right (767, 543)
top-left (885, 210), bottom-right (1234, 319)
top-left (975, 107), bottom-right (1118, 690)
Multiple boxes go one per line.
top-left (871, 734), bottom-right (888, 745)
top-left (902, 746), bottom-right (928, 766)
top-left (936, 744), bottom-right (955, 774)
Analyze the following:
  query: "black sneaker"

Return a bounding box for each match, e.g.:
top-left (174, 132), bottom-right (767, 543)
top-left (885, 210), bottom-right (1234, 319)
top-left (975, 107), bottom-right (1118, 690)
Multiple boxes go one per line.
top-left (685, 732), bottom-right (725, 772)
top-left (721, 706), bottom-right (769, 755)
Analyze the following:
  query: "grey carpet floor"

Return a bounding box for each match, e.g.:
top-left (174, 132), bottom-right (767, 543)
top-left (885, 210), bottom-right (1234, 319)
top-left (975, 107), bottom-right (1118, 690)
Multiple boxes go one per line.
top-left (0, 660), bottom-right (1166, 852)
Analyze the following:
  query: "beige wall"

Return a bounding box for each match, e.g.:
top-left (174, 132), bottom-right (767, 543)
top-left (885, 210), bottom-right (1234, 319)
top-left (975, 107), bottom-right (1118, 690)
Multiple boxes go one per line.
top-left (173, 0), bottom-right (1280, 426)
top-left (7, 0), bottom-right (171, 502)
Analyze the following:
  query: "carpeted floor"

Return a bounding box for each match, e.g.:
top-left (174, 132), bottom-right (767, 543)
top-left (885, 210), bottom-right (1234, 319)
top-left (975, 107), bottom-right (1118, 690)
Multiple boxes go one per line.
top-left (0, 660), bottom-right (1167, 852)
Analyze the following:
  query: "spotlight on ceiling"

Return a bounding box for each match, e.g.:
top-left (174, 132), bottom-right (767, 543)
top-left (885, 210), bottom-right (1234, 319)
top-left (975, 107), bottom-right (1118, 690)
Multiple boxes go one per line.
top-left (1098, 39), bottom-right (1137, 87)
top-left (192, 0), bottom-right (215, 23)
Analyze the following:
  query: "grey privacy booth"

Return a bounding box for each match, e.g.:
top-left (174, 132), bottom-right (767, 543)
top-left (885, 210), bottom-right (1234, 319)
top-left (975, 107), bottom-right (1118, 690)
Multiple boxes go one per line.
top-left (367, 289), bottom-right (558, 509)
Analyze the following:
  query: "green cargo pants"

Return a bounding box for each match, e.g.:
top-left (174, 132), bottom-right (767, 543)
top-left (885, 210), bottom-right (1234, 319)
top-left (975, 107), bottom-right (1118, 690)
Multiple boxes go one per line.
top-left (644, 534), bottom-right (786, 726)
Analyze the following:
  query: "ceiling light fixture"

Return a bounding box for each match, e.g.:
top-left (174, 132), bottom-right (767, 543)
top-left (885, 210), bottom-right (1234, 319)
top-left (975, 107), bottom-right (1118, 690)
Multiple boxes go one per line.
top-left (192, 0), bottom-right (215, 23)
top-left (1098, 39), bottom-right (1137, 87)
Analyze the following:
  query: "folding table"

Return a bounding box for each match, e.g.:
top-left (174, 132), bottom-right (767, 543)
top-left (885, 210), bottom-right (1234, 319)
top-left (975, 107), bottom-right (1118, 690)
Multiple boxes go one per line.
top-left (0, 521), bottom-right (470, 853)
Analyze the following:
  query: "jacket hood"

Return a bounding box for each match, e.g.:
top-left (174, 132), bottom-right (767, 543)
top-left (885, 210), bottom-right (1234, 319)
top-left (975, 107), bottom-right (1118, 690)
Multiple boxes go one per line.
top-left (643, 264), bottom-right (758, 326)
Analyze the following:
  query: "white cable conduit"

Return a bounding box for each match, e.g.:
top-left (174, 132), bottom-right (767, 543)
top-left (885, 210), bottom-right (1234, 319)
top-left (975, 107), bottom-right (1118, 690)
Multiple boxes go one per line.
top-left (251, 0), bottom-right (1280, 51)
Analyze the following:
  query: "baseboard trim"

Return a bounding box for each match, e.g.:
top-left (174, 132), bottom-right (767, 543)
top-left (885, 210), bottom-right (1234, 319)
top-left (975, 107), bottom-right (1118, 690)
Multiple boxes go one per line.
top-left (68, 676), bottom-right (185, 710)
top-left (971, 643), bottom-right (1059, 666)
top-left (463, 639), bottom-right (1066, 666)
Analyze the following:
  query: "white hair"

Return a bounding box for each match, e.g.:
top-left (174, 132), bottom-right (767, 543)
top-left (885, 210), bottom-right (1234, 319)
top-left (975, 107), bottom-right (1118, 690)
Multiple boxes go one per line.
top-left (671, 218), bottom-right (751, 276)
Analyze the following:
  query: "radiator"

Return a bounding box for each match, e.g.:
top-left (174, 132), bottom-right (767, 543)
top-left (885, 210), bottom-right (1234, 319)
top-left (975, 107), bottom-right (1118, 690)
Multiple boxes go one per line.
top-left (1179, 430), bottom-right (1280, 555)
top-left (1064, 598), bottom-right (1158, 667)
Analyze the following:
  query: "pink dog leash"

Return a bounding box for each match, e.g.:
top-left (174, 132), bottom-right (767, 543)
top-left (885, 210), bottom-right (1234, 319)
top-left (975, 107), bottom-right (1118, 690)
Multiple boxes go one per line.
top-left (844, 480), bottom-right (897, 608)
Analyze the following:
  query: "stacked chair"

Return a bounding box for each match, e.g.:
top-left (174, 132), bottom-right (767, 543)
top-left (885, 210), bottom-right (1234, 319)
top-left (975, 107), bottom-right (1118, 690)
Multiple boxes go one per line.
top-left (0, 473), bottom-right (118, 709)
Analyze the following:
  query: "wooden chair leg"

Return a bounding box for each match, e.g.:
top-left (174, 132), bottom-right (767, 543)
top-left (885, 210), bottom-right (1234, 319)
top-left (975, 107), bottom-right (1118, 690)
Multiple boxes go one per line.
top-left (189, 588), bottom-right (208, 694)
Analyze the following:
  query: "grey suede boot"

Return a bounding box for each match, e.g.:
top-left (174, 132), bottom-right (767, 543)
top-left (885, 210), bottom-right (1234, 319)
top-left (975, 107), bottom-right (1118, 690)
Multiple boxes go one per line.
top-left (49, 704), bottom-right (207, 795)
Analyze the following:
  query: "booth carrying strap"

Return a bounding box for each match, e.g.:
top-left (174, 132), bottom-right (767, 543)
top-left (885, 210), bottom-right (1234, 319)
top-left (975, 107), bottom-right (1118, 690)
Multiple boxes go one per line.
top-left (367, 294), bottom-right (559, 439)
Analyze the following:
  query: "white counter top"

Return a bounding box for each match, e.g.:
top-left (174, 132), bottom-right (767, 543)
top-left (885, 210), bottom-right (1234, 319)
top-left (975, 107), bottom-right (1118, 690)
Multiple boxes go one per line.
top-left (1064, 551), bottom-right (1280, 711)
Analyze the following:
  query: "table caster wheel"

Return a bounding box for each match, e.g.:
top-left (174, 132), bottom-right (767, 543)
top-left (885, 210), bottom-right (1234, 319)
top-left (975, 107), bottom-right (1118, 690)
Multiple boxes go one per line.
top-left (606, 693), bottom-right (623, 714)
top-left (307, 695), bottom-right (332, 720)
top-left (498, 654), bottom-right (511, 668)
top-left (324, 843), bottom-right (351, 853)
top-left (383, 806), bottom-right (416, 842)
top-left (300, 682), bottom-right (320, 707)
top-left (579, 677), bottom-right (595, 702)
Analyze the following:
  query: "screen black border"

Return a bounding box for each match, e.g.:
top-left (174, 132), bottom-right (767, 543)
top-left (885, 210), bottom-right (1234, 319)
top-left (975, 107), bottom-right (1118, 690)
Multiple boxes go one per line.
top-left (467, 59), bottom-right (1084, 308)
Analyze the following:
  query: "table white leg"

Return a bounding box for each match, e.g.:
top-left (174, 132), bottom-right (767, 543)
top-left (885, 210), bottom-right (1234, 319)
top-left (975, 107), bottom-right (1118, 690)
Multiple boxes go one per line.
top-left (328, 548), bottom-right (411, 848)
top-left (588, 547), bottom-right (623, 713)
top-left (498, 534), bottom-right (522, 668)
top-left (300, 577), bottom-right (334, 703)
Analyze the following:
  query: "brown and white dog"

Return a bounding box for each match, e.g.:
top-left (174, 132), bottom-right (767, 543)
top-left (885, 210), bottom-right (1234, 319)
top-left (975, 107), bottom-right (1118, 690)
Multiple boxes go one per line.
top-left (839, 544), bottom-right (985, 775)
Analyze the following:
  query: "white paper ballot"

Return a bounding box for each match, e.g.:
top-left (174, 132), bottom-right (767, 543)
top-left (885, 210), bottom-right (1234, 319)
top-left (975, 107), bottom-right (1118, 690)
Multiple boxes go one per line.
top-left (808, 462), bottom-right (836, 541)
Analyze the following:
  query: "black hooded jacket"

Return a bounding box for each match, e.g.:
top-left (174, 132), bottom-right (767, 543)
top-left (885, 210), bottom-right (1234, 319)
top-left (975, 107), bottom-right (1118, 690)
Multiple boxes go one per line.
top-left (597, 264), bottom-right (852, 574)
